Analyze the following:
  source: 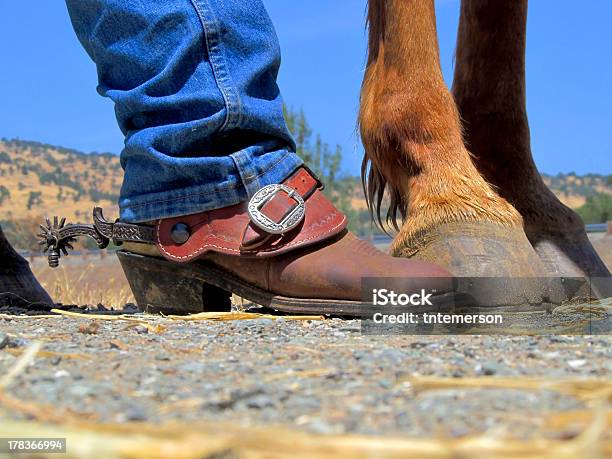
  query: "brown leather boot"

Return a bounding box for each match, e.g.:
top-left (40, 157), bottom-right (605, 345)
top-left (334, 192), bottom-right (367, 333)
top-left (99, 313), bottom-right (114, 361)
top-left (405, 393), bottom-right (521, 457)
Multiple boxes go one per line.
top-left (115, 167), bottom-right (460, 315)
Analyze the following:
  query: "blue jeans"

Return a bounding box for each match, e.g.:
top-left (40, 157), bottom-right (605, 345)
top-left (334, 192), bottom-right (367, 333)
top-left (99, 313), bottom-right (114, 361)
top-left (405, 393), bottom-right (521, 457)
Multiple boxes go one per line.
top-left (65, 0), bottom-right (303, 222)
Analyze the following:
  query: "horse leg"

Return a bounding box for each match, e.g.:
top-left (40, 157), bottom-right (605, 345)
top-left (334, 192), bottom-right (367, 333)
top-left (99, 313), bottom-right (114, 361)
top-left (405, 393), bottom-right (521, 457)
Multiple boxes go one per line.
top-left (360, 0), bottom-right (548, 282)
top-left (452, 0), bottom-right (610, 278)
top-left (0, 224), bottom-right (52, 308)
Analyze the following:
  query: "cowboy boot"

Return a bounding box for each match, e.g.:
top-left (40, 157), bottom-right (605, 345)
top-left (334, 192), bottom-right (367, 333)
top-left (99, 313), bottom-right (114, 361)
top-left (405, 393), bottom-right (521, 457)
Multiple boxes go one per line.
top-left (113, 167), bottom-right (463, 315)
top-left (0, 224), bottom-right (53, 308)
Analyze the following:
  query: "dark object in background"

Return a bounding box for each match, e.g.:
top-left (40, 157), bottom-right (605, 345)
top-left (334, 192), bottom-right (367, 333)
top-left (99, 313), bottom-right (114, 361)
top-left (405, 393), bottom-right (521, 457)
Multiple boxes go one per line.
top-left (0, 224), bottom-right (53, 307)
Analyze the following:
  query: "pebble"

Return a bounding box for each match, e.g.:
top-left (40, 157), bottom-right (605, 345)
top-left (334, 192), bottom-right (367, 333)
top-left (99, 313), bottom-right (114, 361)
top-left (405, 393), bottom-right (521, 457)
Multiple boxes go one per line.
top-left (125, 405), bottom-right (148, 422)
top-left (475, 361), bottom-right (500, 376)
top-left (133, 325), bottom-right (149, 334)
top-left (549, 336), bottom-right (573, 343)
top-left (0, 311), bottom-right (608, 440)
top-left (258, 319), bottom-right (275, 327)
top-left (286, 395), bottom-right (321, 411)
top-left (6, 336), bottom-right (29, 348)
top-left (567, 359), bottom-right (587, 368)
top-left (178, 362), bottom-right (206, 373)
top-left (0, 332), bottom-right (8, 349)
top-left (245, 395), bottom-right (275, 410)
top-left (348, 404), bottom-right (365, 415)
top-left (68, 385), bottom-right (94, 397)
top-left (380, 349), bottom-right (405, 363)
top-left (307, 419), bottom-right (335, 435)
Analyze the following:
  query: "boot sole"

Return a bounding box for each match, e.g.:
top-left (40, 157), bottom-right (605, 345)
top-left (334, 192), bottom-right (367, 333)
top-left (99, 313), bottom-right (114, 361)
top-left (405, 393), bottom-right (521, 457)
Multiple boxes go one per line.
top-left (116, 250), bottom-right (471, 317)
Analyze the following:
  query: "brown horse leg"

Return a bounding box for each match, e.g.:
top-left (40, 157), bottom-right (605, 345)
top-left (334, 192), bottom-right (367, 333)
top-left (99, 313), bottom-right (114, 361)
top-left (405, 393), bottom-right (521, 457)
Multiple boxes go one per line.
top-left (452, 0), bottom-right (610, 278)
top-left (0, 224), bottom-right (53, 308)
top-left (360, 0), bottom-right (548, 285)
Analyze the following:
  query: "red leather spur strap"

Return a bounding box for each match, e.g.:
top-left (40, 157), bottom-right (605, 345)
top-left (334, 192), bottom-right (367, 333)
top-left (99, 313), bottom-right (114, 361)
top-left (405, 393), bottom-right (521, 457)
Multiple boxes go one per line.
top-left (156, 167), bottom-right (347, 262)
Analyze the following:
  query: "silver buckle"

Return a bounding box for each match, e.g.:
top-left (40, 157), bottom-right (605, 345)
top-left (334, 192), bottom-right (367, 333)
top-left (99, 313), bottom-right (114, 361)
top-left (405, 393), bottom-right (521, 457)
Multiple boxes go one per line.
top-left (247, 184), bottom-right (305, 235)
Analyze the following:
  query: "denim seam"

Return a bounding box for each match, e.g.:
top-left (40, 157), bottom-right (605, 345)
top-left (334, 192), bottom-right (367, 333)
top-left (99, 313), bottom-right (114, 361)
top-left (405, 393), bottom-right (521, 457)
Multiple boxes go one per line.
top-left (230, 149), bottom-right (261, 198)
top-left (190, 0), bottom-right (242, 132)
top-left (123, 151), bottom-right (293, 209)
top-left (124, 187), bottom-right (238, 209)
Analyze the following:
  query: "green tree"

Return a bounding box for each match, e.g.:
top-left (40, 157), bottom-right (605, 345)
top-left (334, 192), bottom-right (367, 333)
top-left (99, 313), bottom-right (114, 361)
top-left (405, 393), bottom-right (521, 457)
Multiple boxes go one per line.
top-left (26, 191), bottom-right (43, 210)
top-left (283, 106), bottom-right (371, 234)
top-left (575, 193), bottom-right (612, 224)
top-left (283, 106), bottom-right (342, 190)
top-left (284, 107), bottom-right (312, 158)
top-left (0, 185), bottom-right (10, 205)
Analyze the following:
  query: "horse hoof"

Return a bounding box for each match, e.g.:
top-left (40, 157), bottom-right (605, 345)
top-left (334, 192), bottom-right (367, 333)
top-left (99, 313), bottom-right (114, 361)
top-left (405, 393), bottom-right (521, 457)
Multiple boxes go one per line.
top-left (527, 226), bottom-right (610, 277)
top-left (592, 234), bottom-right (612, 272)
top-left (527, 227), bottom-right (611, 300)
top-left (392, 221), bottom-right (575, 307)
top-left (0, 260), bottom-right (53, 308)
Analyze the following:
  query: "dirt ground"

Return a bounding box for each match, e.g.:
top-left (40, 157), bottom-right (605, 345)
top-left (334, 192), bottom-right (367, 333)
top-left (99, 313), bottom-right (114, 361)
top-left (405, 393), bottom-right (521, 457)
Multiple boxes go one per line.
top-left (0, 234), bottom-right (610, 457)
top-left (0, 311), bottom-right (610, 458)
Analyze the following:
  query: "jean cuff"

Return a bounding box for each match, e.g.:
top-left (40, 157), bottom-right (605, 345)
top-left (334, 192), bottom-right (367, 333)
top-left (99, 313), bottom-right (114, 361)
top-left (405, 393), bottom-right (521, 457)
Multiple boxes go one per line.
top-left (119, 150), bottom-right (303, 222)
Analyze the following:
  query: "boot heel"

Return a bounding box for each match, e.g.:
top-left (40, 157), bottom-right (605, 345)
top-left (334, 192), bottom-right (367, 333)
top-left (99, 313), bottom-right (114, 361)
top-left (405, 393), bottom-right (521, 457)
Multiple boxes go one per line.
top-left (117, 250), bottom-right (231, 314)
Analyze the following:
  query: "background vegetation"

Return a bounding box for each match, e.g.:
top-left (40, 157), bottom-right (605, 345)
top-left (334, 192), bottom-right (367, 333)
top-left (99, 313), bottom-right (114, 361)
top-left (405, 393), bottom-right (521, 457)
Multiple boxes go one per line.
top-left (1, 108), bottom-right (610, 251)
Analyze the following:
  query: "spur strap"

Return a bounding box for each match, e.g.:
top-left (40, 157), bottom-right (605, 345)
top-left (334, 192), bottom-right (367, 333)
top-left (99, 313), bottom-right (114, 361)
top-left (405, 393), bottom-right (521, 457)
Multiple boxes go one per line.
top-left (38, 167), bottom-right (347, 267)
top-left (156, 167), bottom-right (347, 262)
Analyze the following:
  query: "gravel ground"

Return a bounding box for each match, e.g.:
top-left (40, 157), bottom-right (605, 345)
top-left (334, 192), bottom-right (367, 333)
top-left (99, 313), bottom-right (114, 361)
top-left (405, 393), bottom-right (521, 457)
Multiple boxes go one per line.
top-left (0, 310), bottom-right (610, 440)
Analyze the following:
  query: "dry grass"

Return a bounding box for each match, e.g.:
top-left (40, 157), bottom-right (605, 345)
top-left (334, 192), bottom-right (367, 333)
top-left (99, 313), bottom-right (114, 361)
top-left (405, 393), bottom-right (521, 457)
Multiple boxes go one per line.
top-left (0, 342), bottom-right (609, 458)
top-left (165, 311), bottom-right (325, 321)
top-left (0, 377), bottom-right (609, 459)
top-left (29, 251), bottom-right (134, 308)
top-left (49, 308), bottom-right (166, 333)
top-left (0, 416), bottom-right (608, 459)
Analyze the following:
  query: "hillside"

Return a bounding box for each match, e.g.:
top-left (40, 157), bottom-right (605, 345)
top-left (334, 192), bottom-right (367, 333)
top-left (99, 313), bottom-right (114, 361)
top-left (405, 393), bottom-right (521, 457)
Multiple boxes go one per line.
top-left (0, 138), bottom-right (610, 248)
top-left (542, 173), bottom-right (612, 209)
top-left (343, 173), bottom-right (612, 212)
top-left (0, 139), bottom-right (122, 248)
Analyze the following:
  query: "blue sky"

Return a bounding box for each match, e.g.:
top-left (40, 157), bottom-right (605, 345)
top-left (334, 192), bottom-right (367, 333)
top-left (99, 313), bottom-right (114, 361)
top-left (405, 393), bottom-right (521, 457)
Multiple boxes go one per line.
top-left (0, 1), bottom-right (610, 175)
